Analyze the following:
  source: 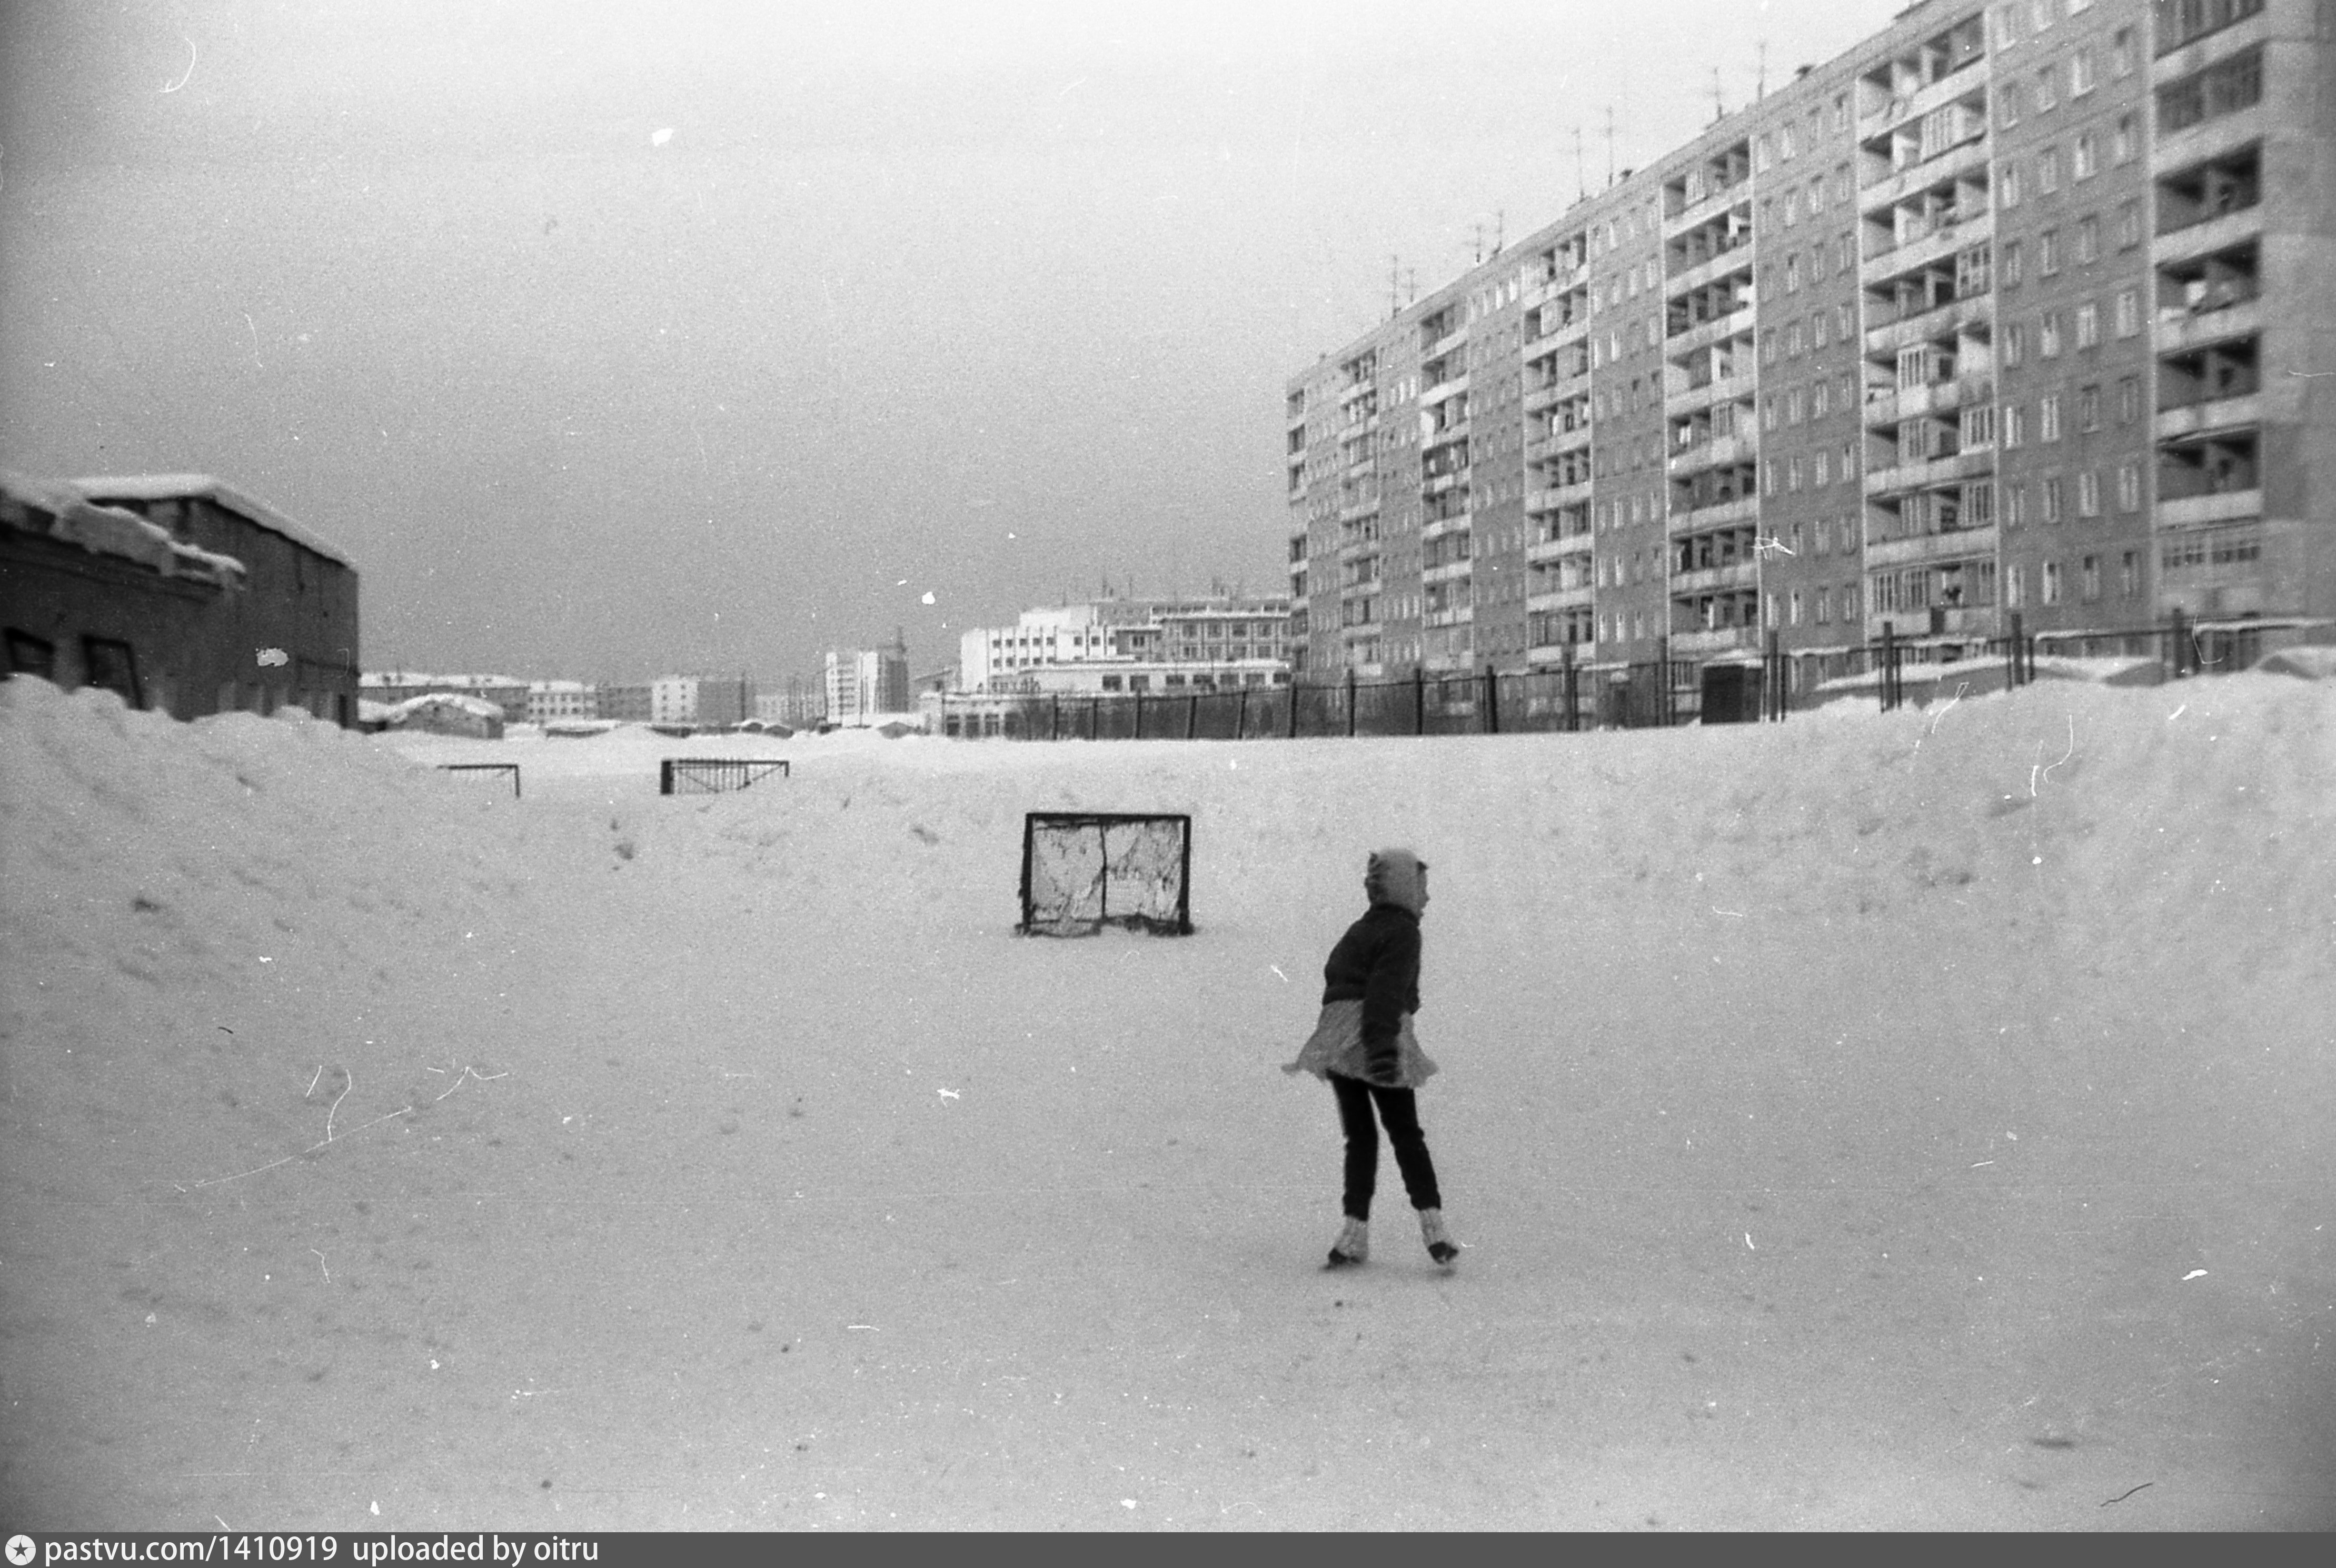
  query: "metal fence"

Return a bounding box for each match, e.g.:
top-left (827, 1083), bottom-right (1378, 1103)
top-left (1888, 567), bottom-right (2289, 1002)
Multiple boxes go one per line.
top-left (940, 613), bottom-right (2331, 743)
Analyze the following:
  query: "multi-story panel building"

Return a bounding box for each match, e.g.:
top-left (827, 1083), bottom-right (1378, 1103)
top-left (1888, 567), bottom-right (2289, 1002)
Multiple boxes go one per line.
top-left (1288, 0), bottom-right (2334, 695)
top-left (959, 598), bottom-right (1291, 692)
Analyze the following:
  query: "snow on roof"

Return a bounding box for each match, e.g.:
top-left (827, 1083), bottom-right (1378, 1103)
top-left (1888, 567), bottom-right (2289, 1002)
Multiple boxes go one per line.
top-left (390, 692), bottom-right (504, 719)
top-left (67, 473), bottom-right (353, 570)
top-left (4, 467), bottom-right (247, 586)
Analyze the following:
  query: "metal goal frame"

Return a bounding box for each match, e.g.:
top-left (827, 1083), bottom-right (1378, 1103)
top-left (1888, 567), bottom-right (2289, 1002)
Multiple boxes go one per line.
top-left (1017, 811), bottom-right (1193, 936)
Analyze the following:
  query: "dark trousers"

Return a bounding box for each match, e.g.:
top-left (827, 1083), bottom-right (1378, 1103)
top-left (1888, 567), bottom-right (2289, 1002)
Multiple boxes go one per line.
top-left (1329, 1071), bottom-right (1442, 1221)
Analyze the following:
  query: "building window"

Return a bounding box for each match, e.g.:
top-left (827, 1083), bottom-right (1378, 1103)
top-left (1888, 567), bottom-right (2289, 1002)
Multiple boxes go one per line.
top-left (2077, 470), bottom-right (2101, 517)
top-left (2116, 199), bottom-right (2142, 249)
top-left (2000, 80), bottom-right (2024, 127)
top-left (2110, 27), bottom-right (2134, 78)
top-left (2041, 392), bottom-right (2063, 441)
top-left (2077, 383), bottom-right (2101, 431)
top-left (2118, 461), bottom-right (2142, 512)
top-left (2038, 229), bottom-right (2060, 275)
top-left (2076, 215), bottom-right (2100, 263)
top-left (2004, 321), bottom-right (2026, 366)
top-left (2037, 145), bottom-right (2061, 193)
top-left (2005, 483), bottom-right (2028, 530)
top-left (2080, 554), bottom-right (2101, 601)
top-left (2003, 403), bottom-right (2027, 447)
top-left (2075, 302), bottom-right (2100, 348)
top-left (2040, 311), bottom-right (2063, 356)
top-left (2114, 288), bottom-right (2140, 337)
top-left (2112, 114), bottom-right (2136, 165)
top-left (2071, 48), bottom-right (2096, 97)
top-left (2042, 559), bottom-right (2064, 604)
top-left (2002, 161), bottom-right (2024, 207)
top-left (2042, 476), bottom-right (2065, 525)
top-left (2118, 375), bottom-right (2141, 424)
top-left (2006, 561), bottom-right (2028, 607)
top-left (2120, 550), bottom-right (2139, 598)
top-left (2035, 65), bottom-right (2058, 113)
top-left (81, 636), bottom-right (142, 708)
top-left (5, 628), bottom-right (57, 681)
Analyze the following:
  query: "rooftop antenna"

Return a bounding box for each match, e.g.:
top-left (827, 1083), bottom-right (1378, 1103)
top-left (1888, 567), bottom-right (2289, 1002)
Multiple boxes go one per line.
top-left (1407, 266), bottom-right (1418, 305)
top-left (1573, 125), bottom-right (1587, 202)
top-left (1712, 66), bottom-right (1726, 122)
top-left (1389, 254), bottom-right (1404, 319)
top-left (1757, 38), bottom-right (1768, 101)
top-left (1494, 209), bottom-right (1505, 255)
top-left (1604, 105), bottom-right (1617, 187)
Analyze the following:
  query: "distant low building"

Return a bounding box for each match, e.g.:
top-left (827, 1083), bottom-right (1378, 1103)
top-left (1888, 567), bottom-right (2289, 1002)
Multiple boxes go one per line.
top-left (959, 596), bottom-right (1293, 694)
top-left (387, 691), bottom-right (504, 740)
top-left (3, 470), bottom-right (360, 724)
top-left (649, 674), bottom-right (752, 727)
top-left (598, 682), bottom-right (653, 723)
top-left (526, 679), bottom-right (597, 724)
top-left (362, 671), bottom-right (529, 724)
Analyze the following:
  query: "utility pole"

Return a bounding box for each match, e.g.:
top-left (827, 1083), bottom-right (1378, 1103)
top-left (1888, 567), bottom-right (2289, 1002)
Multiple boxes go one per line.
top-left (1604, 105), bottom-right (1617, 187)
top-left (1573, 125), bottom-right (1587, 203)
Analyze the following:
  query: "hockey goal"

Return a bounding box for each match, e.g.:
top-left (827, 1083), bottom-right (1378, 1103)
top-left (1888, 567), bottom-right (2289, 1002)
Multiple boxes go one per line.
top-left (1018, 812), bottom-right (1193, 936)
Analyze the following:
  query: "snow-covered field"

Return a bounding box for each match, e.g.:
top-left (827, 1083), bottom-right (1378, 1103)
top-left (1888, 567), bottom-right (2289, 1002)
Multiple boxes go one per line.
top-left (3, 674), bottom-right (2331, 1531)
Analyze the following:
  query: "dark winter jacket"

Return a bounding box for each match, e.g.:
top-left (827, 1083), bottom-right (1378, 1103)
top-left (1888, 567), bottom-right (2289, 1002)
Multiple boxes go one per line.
top-left (1319, 902), bottom-right (1423, 1075)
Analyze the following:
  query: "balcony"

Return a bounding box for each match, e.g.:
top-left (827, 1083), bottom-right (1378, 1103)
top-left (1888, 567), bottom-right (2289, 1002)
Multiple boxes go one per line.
top-left (1861, 62), bottom-right (1985, 138)
top-left (1524, 263), bottom-right (1592, 309)
top-left (1668, 431), bottom-right (1758, 476)
top-left (1526, 585), bottom-right (1597, 613)
top-left (1671, 561), bottom-right (1760, 596)
top-left (1670, 625), bottom-right (1764, 657)
top-left (2154, 295), bottom-right (2262, 355)
top-left (1524, 313), bottom-right (1594, 358)
top-left (1526, 532), bottom-right (1595, 565)
top-left (2153, 106), bottom-right (2267, 181)
top-left (1421, 375), bottom-right (1470, 408)
top-left (1864, 525), bottom-right (1998, 570)
top-left (1668, 305), bottom-right (1758, 358)
top-left (1866, 605), bottom-right (2001, 638)
top-left (1526, 422), bottom-right (1593, 462)
top-left (2154, 206), bottom-right (2264, 267)
top-left (1423, 471), bottom-right (1466, 496)
top-left (1668, 495), bottom-right (1759, 534)
top-left (1420, 510), bottom-right (1472, 540)
top-left (1423, 605), bottom-right (1475, 630)
top-left (1527, 636), bottom-right (1600, 664)
top-left (1668, 369), bottom-right (1757, 415)
top-left (1527, 480), bottom-right (1595, 513)
top-left (1422, 559), bottom-right (1473, 586)
top-left (1524, 369), bottom-right (1593, 414)
top-left (1337, 494), bottom-right (1382, 522)
top-left (1888, 376), bottom-right (1975, 423)
top-left (1426, 326), bottom-right (1467, 359)
top-left (1861, 135), bottom-right (1991, 218)
top-left (1861, 216), bottom-right (1991, 289)
top-left (2156, 392), bottom-right (2262, 443)
top-left (2157, 488), bottom-right (2261, 530)
top-left (1665, 182), bottom-right (1751, 239)
top-left (1863, 448), bottom-right (1994, 496)
top-left (1664, 243), bottom-right (1756, 301)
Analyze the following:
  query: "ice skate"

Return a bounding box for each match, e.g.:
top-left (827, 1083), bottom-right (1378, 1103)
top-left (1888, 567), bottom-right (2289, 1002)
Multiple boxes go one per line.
top-left (1419, 1207), bottom-right (1458, 1268)
top-left (1324, 1216), bottom-right (1369, 1268)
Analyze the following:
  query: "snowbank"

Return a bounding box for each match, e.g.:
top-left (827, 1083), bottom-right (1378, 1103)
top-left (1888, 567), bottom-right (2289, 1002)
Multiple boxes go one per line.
top-left (4, 671), bottom-right (2332, 1530)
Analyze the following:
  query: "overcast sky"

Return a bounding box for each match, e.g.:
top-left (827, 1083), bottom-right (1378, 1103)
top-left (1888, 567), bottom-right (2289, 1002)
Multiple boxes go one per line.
top-left (0, 0), bottom-right (1900, 685)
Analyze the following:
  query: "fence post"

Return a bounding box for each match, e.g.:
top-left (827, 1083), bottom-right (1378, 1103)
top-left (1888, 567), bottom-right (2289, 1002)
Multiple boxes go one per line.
top-left (1289, 679), bottom-right (1300, 739)
top-left (2169, 606), bottom-right (2191, 678)
top-left (1187, 692), bottom-right (1198, 741)
top-left (1134, 688), bottom-right (1144, 737)
top-left (1658, 637), bottom-right (1673, 726)
top-left (1482, 663), bottom-right (1500, 735)
top-left (1414, 665), bottom-right (1426, 736)
top-left (2006, 611), bottom-right (2024, 690)
top-left (1345, 666), bottom-right (1357, 738)
top-left (1235, 686), bottom-right (1248, 739)
top-left (1881, 621), bottom-right (1900, 712)
top-left (1765, 629), bottom-right (1783, 721)
top-left (1563, 644), bottom-right (1578, 732)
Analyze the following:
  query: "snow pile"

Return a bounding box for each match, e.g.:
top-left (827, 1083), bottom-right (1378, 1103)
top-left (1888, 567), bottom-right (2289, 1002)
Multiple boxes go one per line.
top-left (3, 671), bottom-right (2333, 1530)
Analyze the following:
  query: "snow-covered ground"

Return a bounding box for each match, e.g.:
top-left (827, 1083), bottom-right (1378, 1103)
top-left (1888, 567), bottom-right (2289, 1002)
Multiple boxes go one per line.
top-left (3, 674), bottom-right (2331, 1531)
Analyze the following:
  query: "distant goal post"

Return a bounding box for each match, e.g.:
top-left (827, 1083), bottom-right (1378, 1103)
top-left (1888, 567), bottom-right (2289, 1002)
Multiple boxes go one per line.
top-left (1018, 812), bottom-right (1193, 936)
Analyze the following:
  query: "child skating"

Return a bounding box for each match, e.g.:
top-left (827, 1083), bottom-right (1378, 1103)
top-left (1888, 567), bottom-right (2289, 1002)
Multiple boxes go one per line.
top-left (1283, 847), bottom-right (1458, 1270)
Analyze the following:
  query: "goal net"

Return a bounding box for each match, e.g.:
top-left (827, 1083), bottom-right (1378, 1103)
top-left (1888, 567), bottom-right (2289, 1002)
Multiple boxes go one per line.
top-left (1018, 812), bottom-right (1193, 936)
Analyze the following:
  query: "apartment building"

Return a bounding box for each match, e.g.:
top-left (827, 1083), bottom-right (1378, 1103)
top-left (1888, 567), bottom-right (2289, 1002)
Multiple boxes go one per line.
top-left (1287, 0), bottom-right (2334, 693)
top-left (826, 640), bottom-right (910, 726)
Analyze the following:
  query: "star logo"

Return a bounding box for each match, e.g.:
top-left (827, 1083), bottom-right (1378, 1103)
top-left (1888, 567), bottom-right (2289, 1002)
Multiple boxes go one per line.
top-left (6, 1534), bottom-right (37, 1566)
